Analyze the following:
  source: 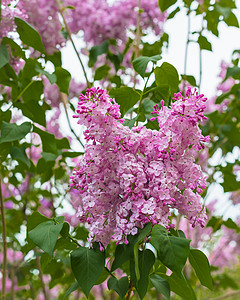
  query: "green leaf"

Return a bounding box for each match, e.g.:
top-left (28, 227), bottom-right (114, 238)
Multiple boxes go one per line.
top-left (28, 221), bottom-right (63, 256)
top-left (107, 276), bottom-right (129, 298)
top-left (133, 223), bottom-right (152, 280)
top-left (0, 121), bottom-right (31, 144)
top-left (130, 249), bottom-right (155, 299)
top-left (224, 12), bottom-right (239, 27)
top-left (123, 116), bottom-right (139, 129)
top-left (10, 146), bottom-right (31, 168)
top-left (70, 246), bottom-right (105, 297)
top-left (64, 281), bottom-right (80, 299)
top-left (56, 137), bottom-right (71, 149)
top-left (0, 110), bottom-right (11, 124)
top-left (27, 211), bottom-right (50, 233)
top-left (198, 35), bottom-right (212, 51)
top-left (54, 67), bottom-right (71, 95)
top-left (40, 252), bottom-right (52, 272)
top-left (223, 218), bottom-right (240, 233)
top-left (150, 274), bottom-right (170, 300)
top-left (35, 65), bottom-right (56, 84)
top-left (45, 51), bottom-right (62, 67)
top-left (0, 44), bottom-right (10, 69)
top-left (14, 17), bottom-right (45, 53)
top-left (16, 101), bottom-right (46, 127)
top-left (89, 41), bottom-right (109, 67)
top-left (154, 62), bottom-right (179, 97)
top-left (133, 55), bottom-right (162, 78)
top-left (162, 273), bottom-right (197, 300)
top-left (33, 125), bottom-right (58, 154)
top-left (206, 216), bottom-right (223, 232)
top-left (167, 7), bottom-right (180, 19)
top-left (62, 151), bottom-right (84, 158)
top-left (158, 0), bottom-right (177, 12)
top-left (189, 249), bottom-right (213, 290)
top-left (111, 244), bottom-right (131, 272)
top-left (109, 87), bottom-right (140, 116)
top-left (2, 37), bottom-right (26, 59)
top-left (181, 74), bottom-right (197, 86)
top-left (94, 65), bottom-right (111, 80)
top-left (150, 225), bottom-right (190, 276)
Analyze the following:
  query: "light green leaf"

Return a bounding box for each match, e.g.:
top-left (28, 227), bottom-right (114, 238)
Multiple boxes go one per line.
top-left (133, 55), bottom-right (162, 78)
top-left (64, 281), bottom-right (80, 299)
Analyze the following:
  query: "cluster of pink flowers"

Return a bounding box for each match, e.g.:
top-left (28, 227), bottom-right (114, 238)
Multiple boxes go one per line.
top-left (64, 0), bottom-right (166, 45)
top-left (70, 87), bottom-right (209, 246)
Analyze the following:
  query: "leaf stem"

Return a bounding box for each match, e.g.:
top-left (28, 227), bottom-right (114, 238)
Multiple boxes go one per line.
top-left (104, 267), bottom-right (117, 279)
top-left (55, 0), bottom-right (90, 88)
top-left (0, 177), bottom-right (7, 300)
top-left (126, 279), bottom-right (133, 300)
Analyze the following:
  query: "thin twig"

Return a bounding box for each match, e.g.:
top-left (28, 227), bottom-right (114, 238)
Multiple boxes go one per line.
top-left (0, 177), bottom-right (7, 300)
top-left (37, 257), bottom-right (49, 300)
top-left (55, 0), bottom-right (90, 88)
top-left (126, 279), bottom-right (133, 300)
top-left (60, 93), bottom-right (84, 149)
top-left (183, 9), bottom-right (191, 93)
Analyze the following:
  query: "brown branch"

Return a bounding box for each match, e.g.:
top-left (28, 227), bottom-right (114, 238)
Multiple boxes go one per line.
top-left (0, 178), bottom-right (7, 300)
top-left (126, 279), bottom-right (134, 300)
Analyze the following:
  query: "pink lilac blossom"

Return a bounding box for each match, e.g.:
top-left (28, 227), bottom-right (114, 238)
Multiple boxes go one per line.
top-left (0, 1), bottom-right (27, 38)
top-left (70, 87), bottom-right (209, 246)
top-left (64, 0), bottom-right (166, 46)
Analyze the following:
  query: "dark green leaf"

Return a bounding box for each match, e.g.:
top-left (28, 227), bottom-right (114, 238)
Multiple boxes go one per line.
top-left (109, 87), bottom-right (140, 116)
top-left (206, 216), bottom-right (223, 232)
top-left (70, 246), bottom-right (105, 297)
top-left (16, 101), bottom-right (46, 127)
top-left (0, 44), bottom-right (10, 69)
top-left (150, 274), bottom-right (170, 300)
top-left (62, 151), bottom-right (84, 158)
top-left (45, 51), bottom-right (62, 67)
top-left (111, 244), bottom-right (131, 272)
top-left (35, 65), bottom-right (56, 84)
top-left (56, 137), bottom-right (71, 149)
top-left (162, 273), bottom-right (197, 300)
top-left (130, 249), bottom-right (155, 299)
top-left (158, 0), bottom-right (177, 12)
top-left (94, 65), bottom-right (111, 80)
top-left (2, 37), bottom-right (25, 59)
top-left (14, 17), bottom-right (45, 53)
top-left (89, 41), bottom-right (109, 67)
top-left (54, 67), bottom-right (71, 95)
top-left (10, 146), bottom-right (31, 168)
top-left (40, 253), bottom-right (52, 272)
top-left (198, 35), bottom-right (212, 51)
top-left (189, 249), bottom-right (213, 290)
top-left (0, 121), bottom-right (31, 144)
top-left (107, 276), bottom-right (129, 298)
top-left (33, 125), bottom-right (58, 154)
top-left (29, 221), bottom-right (63, 256)
top-left (150, 225), bottom-right (190, 276)
top-left (154, 62), bottom-right (179, 97)
top-left (0, 110), bottom-right (11, 124)
top-left (27, 211), bottom-right (50, 233)
top-left (133, 55), bottom-right (162, 78)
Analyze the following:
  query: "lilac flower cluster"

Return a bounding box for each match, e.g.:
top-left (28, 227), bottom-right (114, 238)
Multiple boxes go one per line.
top-left (70, 87), bottom-right (209, 246)
top-left (64, 0), bottom-right (166, 45)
